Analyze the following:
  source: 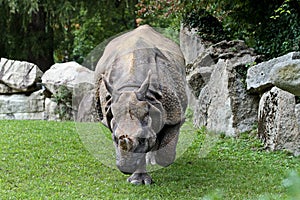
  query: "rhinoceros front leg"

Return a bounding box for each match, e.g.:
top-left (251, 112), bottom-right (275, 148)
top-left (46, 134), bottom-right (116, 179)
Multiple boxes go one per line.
top-left (127, 172), bottom-right (152, 185)
top-left (127, 155), bottom-right (153, 185)
top-left (154, 123), bottom-right (181, 167)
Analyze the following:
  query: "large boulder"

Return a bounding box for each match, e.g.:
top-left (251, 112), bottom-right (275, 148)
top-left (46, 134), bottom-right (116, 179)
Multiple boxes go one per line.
top-left (270, 60), bottom-right (300, 96)
top-left (42, 61), bottom-right (94, 94)
top-left (42, 62), bottom-right (95, 120)
top-left (186, 51), bottom-right (215, 75)
top-left (206, 40), bottom-right (257, 64)
top-left (187, 66), bottom-right (213, 98)
top-left (188, 40), bottom-right (260, 136)
top-left (0, 83), bottom-right (19, 94)
top-left (194, 59), bottom-right (259, 136)
top-left (0, 90), bottom-right (45, 120)
top-left (44, 98), bottom-right (60, 121)
top-left (180, 26), bottom-right (208, 65)
top-left (246, 52), bottom-right (300, 94)
top-left (296, 104), bottom-right (300, 127)
top-left (76, 90), bottom-right (99, 122)
top-left (186, 40), bottom-right (259, 97)
top-left (0, 58), bottom-right (43, 92)
top-left (258, 87), bottom-right (300, 156)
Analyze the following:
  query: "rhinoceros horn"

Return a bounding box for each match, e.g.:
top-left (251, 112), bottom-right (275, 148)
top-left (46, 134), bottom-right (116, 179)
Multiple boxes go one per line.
top-left (136, 70), bottom-right (151, 100)
top-left (102, 74), bottom-right (114, 94)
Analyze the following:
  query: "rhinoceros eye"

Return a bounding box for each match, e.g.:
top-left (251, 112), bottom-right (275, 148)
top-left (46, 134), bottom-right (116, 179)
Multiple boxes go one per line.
top-left (138, 138), bottom-right (146, 145)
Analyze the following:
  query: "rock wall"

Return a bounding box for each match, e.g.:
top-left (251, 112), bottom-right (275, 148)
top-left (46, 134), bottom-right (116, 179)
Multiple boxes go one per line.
top-left (257, 87), bottom-right (300, 155)
top-left (182, 25), bottom-right (300, 155)
top-left (0, 58), bottom-right (95, 121)
top-left (184, 36), bottom-right (261, 136)
top-left (0, 90), bottom-right (45, 120)
top-left (246, 54), bottom-right (300, 156)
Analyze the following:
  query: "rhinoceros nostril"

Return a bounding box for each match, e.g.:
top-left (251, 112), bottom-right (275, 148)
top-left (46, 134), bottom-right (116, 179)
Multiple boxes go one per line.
top-left (119, 135), bottom-right (133, 151)
top-left (119, 134), bottom-right (128, 140)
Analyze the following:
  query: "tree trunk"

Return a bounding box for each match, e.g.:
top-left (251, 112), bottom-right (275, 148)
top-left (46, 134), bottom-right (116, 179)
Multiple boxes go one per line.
top-left (27, 8), bottom-right (54, 72)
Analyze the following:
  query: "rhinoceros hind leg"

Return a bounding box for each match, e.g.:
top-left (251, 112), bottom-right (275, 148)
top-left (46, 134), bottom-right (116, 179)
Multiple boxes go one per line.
top-left (127, 173), bottom-right (153, 185)
top-left (154, 123), bottom-right (180, 167)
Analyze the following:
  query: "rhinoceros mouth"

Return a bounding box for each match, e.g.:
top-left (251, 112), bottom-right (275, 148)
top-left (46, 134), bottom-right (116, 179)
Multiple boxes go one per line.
top-left (116, 149), bottom-right (147, 174)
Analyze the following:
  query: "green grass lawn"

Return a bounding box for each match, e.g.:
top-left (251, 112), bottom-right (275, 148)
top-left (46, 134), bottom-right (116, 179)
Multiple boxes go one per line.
top-left (0, 120), bottom-right (299, 199)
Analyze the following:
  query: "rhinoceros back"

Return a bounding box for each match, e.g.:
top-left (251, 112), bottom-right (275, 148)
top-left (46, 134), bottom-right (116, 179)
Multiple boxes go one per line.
top-left (95, 25), bottom-right (187, 126)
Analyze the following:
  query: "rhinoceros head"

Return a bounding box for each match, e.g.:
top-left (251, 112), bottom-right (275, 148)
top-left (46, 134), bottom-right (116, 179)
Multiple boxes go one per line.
top-left (103, 72), bottom-right (163, 173)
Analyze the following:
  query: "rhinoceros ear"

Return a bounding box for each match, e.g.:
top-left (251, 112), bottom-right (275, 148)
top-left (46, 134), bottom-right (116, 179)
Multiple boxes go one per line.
top-left (102, 75), bottom-right (120, 101)
top-left (136, 70), bottom-right (151, 100)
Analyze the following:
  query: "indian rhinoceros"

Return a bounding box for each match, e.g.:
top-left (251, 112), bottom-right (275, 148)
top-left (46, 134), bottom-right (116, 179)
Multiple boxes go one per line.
top-left (94, 25), bottom-right (187, 185)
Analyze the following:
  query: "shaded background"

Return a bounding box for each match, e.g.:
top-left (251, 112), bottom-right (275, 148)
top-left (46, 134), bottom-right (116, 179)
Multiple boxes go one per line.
top-left (0, 0), bottom-right (299, 72)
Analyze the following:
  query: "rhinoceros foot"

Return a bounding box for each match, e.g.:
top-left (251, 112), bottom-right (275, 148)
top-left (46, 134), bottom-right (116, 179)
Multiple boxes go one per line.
top-left (127, 172), bottom-right (153, 185)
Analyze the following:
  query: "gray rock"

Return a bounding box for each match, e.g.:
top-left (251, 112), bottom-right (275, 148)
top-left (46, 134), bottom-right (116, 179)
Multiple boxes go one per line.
top-left (194, 59), bottom-right (259, 136)
top-left (0, 112), bottom-right (45, 120)
top-left (0, 58), bottom-right (43, 92)
top-left (270, 60), bottom-right (300, 96)
top-left (194, 85), bottom-right (210, 128)
top-left (231, 53), bottom-right (258, 68)
top-left (44, 98), bottom-right (59, 121)
top-left (186, 85), bottom-right (198, 112)
top-left (0, 90), bottom-right (45, 119)
top-left (258, 87), bottom-right (300, 156)
top-left (207, 40), bottom-right (256, 63)
top-left (186, 67), bottom-right (213, 97)
top-left (186, 52), bottom-right (215, 73)
top-left (42, 61), bottom-right (94, 95)
top-left (42, 62), bottom-right (95, 121)
top-left (0, 83), bottom-right (19, 94)
top-left (76, 90), bottom-right (99, 122)
top-left (296, 104), bottom-right (300, 127)
top-left (246, 52), bottom-right (300, 93)
top-left (180, 25), bottom-right (208, 65)
top-left (186, 39), bottom-right (259, 99)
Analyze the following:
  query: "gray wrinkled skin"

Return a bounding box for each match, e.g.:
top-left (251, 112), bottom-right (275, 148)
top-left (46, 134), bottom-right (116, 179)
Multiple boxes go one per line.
top-left (94, 25), bottom-right (187, 185)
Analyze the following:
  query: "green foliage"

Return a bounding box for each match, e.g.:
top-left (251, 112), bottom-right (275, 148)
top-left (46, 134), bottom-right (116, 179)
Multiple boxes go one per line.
top-left (0, 0), bottom-right (138, 71)
top-left (296, 96), bottom-right (300, 104)
top-left (55, 0), bottom-right (138, 64)
top-left (1, 0), bottom-right (299, 70)
top-left (136, 0), bottom-right (182, 30)
top-left (0, 0), bottom-right (80, 71)
top-left (52, 86), bottom-right (73, 120)
top-left (153, 27), bottom-right (180, 44)
top-left (270, 0), bottom-right (293, 20)
top-left (253, 0), bottom-right (300, 59)
top-left (137, 0), bottom-right (300, 60)
top-left (235, 61), bottom-right (257, 89)
top-left (182, 8), bottom-right (227, 43)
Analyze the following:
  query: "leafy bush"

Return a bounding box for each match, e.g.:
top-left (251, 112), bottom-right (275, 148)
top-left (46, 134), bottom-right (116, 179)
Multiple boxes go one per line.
top-left (182, 8), bottom-right (227, 44)
top-left (253, 1), bottom-right (300, 59)
top-left (52, 86), bottom-right (73, 120)
top-left (137, 0), bottom-right (300, 60)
